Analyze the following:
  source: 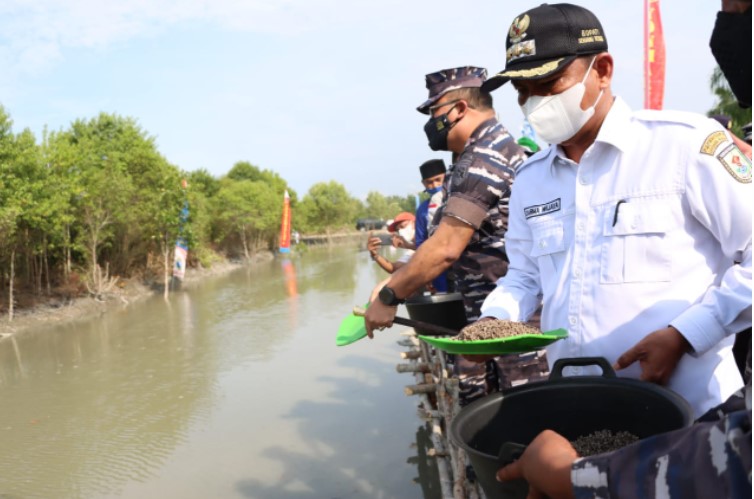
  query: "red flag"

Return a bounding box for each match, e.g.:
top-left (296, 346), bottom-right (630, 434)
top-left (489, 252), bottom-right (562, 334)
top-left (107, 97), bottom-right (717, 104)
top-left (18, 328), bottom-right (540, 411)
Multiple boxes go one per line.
top-left (279, 190), bottom-right (292, 253)
top-left (644, 0), bottom-right (666, 110)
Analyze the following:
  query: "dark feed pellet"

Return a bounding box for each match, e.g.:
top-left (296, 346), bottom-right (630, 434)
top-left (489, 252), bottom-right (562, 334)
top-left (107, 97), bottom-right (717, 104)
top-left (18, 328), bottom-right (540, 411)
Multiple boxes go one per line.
top-left (455, 319), bottom-right (541, 341)
top-left (571, 429), bottom-right (640, 457)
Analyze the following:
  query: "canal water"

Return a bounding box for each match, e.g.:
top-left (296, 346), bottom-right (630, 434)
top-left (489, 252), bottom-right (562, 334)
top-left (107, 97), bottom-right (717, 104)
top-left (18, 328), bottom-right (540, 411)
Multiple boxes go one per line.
top-left (0, 246), bottom-right (441, 499)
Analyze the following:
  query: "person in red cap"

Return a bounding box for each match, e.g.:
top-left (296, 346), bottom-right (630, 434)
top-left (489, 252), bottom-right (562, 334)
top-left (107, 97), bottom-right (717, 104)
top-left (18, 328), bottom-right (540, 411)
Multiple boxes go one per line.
top-left (368, 212), bottom-right (416, 274)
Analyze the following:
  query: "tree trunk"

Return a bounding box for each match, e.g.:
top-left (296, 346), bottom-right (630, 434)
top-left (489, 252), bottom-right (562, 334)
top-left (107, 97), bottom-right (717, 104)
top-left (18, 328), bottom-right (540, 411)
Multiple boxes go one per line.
top-left (64, 224), bottom-right (71, 279)
top-left (163, 235), bottom-right (170, 300)
top-left (8, 249), bottom-right (15, 322)
top-left (240, 226), bottom-right (250, 260)
top-left (44, 236), bottom-right (51, 295)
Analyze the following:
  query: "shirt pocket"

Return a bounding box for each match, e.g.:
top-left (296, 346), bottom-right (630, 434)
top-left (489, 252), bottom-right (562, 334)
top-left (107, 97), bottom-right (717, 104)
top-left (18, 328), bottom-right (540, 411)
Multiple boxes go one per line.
top-left (530, 218), bottom-right (566, 295)
top-left (600, 202), bottom-right (672, 284)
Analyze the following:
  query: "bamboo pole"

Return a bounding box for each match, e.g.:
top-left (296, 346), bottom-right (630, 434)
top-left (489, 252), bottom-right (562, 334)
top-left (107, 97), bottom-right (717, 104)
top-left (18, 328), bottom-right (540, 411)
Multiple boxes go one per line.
top-left (397, 337), bottom-right (420, 347)
top-left (400, 350), bottom-right (422, 360)
top-left (396, 362), bottom-right (431, 373)
top-left (415, 364), bottom-right (455, 499)
top-left (398, 332), bottom-right (468, 499)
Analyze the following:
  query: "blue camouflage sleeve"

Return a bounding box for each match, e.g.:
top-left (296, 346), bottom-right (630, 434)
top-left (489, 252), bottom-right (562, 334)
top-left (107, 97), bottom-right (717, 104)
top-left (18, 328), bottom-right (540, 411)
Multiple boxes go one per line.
top-left (571, 407), bottom-right (752, 499)
top-left (444, 145), bottom-right (518, 229)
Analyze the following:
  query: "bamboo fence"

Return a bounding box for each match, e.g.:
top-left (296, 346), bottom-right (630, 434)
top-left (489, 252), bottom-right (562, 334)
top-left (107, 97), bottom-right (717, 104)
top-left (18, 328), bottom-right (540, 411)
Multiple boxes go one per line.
top-left (395, 330), bottom-right (485, 499)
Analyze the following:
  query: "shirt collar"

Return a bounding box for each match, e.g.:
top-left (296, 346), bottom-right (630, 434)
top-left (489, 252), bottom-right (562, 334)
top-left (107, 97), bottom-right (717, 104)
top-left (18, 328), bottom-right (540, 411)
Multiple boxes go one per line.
top-left (548, 96), bottom-right (631, 163)
top-left (593, 96), bottom-right (632, 153)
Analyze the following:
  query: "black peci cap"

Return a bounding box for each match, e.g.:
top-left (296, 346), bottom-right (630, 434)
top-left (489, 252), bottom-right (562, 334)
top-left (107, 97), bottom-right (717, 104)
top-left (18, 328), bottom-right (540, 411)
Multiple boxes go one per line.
top-left (419, 159), bottom-right (447, 180)
top-left (483, 3), bottom-right (608, 92)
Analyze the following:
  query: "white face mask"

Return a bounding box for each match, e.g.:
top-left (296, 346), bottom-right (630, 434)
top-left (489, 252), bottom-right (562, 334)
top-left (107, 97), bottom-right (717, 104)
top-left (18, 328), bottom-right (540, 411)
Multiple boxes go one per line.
top-left (398, 225), bottom-right (415, 243)
top-left (520, 56), bottom-right (604, 145)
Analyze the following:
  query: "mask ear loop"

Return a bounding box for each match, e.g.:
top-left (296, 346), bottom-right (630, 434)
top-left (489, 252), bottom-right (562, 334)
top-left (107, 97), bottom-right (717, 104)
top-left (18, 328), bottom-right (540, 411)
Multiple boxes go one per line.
top-left (582, 55), bottom-right (604, 110)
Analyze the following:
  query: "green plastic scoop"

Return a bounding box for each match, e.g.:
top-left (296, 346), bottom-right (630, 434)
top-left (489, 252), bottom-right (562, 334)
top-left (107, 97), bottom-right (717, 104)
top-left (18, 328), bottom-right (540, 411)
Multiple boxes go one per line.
top-left (417, 328), bottom-right (568, 355)
top-left (336, 304), bottom-right (370, 347)
top-left (336, 305), bottom-right (459, 347)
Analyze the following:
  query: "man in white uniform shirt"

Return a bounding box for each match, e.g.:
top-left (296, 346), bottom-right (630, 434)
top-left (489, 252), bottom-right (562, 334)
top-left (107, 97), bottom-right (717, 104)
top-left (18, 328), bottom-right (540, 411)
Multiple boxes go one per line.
top-left (479, 3), bottom-right (751, 417)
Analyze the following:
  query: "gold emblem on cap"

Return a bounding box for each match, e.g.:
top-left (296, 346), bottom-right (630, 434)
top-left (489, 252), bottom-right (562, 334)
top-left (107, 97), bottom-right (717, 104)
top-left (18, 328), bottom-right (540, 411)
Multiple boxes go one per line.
top-left (500, 58), bottom-right (565, 78)
top-left (507, 40), bottom-right (536, 63)
top-left (509, 14), bottom-right (530, 43)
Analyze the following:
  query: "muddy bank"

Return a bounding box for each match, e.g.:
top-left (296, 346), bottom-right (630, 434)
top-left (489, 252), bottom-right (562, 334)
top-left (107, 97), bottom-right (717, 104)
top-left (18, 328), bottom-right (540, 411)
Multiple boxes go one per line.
top-left (0, 252), bottom-right (275, 339)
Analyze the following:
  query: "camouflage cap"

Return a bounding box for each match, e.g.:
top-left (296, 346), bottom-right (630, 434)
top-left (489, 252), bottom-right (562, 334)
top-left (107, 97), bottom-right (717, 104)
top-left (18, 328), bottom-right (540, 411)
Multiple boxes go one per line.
top-left (417, 66), bottom-right (488, 114)
top-left (483, 3), bottom-right (608, 92)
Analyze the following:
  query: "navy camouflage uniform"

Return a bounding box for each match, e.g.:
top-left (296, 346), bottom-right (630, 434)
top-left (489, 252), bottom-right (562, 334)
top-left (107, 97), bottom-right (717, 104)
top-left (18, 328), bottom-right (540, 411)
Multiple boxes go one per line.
top-left (571, 386), bottom-right (752, 498)
top-left (427, 109), bottom-right (549, 404)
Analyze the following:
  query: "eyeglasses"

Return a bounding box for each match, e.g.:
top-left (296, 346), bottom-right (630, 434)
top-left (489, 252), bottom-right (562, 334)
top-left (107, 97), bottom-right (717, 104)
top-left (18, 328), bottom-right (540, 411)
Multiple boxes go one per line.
top-left (428, 98), bottom-right (462, 116)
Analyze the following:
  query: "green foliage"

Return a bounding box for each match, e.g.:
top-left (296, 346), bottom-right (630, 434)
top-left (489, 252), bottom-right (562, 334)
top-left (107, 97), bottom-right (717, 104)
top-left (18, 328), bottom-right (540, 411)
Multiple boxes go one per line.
top-left (708, 67), bottom-right (752, 136)
top-left (0, 103), bottom-right (427, 307)
top-left (211, 179), bottom-right (281, 255)
top-left (298, 181), bottom-right (358, 232)
top-left (227, 161), bottom-right (298, 204)
top-left (188, 168), bottom-right (221, 198)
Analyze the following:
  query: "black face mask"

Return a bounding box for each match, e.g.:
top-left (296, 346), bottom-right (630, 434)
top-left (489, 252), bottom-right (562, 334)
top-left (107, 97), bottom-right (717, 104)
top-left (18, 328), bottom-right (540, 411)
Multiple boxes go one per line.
top-left (709, 8), bottom-right (752, 108)
top-left (424, 112), bottom-right (457, 151)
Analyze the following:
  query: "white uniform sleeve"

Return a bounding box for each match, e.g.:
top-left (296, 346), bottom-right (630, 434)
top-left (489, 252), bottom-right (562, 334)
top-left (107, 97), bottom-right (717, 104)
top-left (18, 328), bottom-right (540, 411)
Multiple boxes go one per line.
top-left (480, 179), bottom-right (543, 321)
top-left (670, 131), bottom-right (752, 355)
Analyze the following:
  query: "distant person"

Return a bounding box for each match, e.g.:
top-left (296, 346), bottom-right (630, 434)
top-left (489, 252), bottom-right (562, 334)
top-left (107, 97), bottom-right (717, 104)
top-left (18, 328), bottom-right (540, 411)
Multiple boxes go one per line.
top-left (415, 159), bottom-right (448, 292)
top-left (367, 212), bottom-right (416, 274)
top-left (477, 3), bottom-right (750, 417)
top-left (516, 136), bottom-right (541, 157)
top-left (364, 66), bottom-right (549, 403)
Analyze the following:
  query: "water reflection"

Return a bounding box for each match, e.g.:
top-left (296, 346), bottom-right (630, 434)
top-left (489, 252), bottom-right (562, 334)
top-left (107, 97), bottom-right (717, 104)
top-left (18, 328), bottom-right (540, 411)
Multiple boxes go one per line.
top-left (0, 246), bottom-right (438, 498)
top-left (235, 355), bottom-right (420, 498)
top-left (0, 298), bottom-right (216, 498)
top-left (408, 424), bottom-right (443, 499)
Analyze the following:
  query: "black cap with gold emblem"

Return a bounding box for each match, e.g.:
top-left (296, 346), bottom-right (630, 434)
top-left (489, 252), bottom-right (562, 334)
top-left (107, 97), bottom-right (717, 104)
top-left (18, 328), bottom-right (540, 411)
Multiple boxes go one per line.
top-left (483, 3), bottom-right (608, 92)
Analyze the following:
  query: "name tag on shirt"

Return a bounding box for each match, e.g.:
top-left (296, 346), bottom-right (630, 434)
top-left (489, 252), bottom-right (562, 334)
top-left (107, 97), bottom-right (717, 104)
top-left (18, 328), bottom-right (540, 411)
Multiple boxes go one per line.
top-left (524, 198), bottom-right (561, 219)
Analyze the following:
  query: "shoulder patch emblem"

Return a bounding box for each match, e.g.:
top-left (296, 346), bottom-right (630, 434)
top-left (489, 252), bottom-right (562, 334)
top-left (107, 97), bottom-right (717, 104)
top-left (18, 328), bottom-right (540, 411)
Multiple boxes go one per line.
top-left (700, 131), bottom-right (727, 155)
top-left (717, 144), bottom-right (752, 183)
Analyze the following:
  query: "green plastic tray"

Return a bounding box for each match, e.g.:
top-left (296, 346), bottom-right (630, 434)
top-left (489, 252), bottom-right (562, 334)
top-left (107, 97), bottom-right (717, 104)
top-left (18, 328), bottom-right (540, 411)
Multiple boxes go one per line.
top-left (417, 328), bottom-right (568, 354)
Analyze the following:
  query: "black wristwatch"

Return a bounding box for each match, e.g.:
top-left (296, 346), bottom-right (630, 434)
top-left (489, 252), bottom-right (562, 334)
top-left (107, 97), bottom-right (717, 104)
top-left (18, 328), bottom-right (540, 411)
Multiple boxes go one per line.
top-left (378, 285), bottom-right (404, 306)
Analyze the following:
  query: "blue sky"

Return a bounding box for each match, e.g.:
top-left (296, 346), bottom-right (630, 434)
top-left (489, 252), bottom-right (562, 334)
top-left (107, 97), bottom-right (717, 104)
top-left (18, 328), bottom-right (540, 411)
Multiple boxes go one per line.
top-left (0, 0), bottom-right (721, 199)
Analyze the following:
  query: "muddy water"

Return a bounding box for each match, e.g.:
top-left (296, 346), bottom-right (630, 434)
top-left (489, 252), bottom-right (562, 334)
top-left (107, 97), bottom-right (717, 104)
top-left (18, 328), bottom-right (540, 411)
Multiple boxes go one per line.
top-left (0, 246), bottom-right (440, 499)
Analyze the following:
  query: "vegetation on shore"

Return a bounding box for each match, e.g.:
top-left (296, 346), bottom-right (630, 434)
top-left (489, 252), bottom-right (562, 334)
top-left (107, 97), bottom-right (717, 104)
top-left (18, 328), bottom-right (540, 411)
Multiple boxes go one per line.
top-left (0, 105), bottom-right (416, 319)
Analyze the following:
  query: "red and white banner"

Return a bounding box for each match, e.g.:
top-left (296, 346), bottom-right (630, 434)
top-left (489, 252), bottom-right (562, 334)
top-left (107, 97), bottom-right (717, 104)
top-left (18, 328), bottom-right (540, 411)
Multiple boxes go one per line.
top-left (644, 0), bottom-right (666, 110)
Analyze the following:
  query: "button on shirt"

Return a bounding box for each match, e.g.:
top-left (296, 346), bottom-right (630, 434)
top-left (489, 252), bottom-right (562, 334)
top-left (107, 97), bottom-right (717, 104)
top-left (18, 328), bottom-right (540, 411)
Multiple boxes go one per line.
top-left (481, 97), bottom-right (751, 417)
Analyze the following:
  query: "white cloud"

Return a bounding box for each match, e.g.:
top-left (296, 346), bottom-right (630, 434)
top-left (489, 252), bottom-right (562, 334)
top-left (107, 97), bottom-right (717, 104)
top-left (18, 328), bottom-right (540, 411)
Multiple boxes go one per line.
top-left (0, 0), bottom-right (339, 78)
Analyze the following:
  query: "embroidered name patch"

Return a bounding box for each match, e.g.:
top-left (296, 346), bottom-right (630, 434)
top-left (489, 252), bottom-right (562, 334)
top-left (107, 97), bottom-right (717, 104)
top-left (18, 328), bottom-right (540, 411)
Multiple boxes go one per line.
top-left (717, 144), bottom-right (752, 183)
top-left (524, 198), bottom-right (561, 219)
top-left (700, 131), bottom-right (727, 155)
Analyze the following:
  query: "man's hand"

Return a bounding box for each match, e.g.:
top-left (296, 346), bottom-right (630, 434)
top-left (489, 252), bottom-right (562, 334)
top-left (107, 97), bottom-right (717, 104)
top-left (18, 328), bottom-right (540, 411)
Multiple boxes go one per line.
top-left (364, 298), bottom-right (397, 338)
top-left (613, 326), bottom-right (691, 385)
top-left (367, 235), bottom-right (382, 258)
top-left (496, 430), bottom-right (578, 499)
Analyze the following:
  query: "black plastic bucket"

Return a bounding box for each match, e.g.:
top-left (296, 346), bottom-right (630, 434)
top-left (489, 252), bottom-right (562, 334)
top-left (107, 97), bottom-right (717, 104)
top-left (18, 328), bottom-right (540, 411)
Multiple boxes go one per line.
top-left (449, 357), bottom-right (694, 498)
top-left (405, 292), bottom-right (467, 335)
